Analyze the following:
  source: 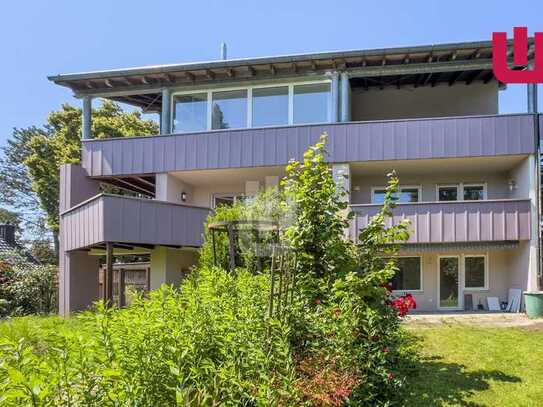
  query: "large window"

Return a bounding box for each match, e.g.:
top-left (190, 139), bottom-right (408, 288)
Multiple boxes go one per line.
top-left (293, 83), bottom-right (331, 124)
top-left (212, 193), bottom-right (247, 208)
top-left (212, 90), bottom-right (247, 130)
top-left (437, 183), bottom-right (486, 201)
top-left (172, 81), bottom-right (331, 132)
top-left (464, 255), bottom-right (487, 290)
top-left (372, 186), bottom-right (421, 204)
top-left (173, 93), bottom-right (207, 133)
top-left (391, 257), bottom-right (422, 291)
top-left (252, 86), bottom-right (289, 127)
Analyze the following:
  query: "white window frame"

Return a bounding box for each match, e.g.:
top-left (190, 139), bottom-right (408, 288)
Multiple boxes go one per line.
top-left (211, 193), bottom-right (246, 209)
top-left (390, 255), bottom-right (423, 294)
top-left (171, 79), bottom-right (332, 133)
top-left (371, 185), bottom-right (422, 204)
top-left (437, 255), bottom-right (463, 310)
top-left (463, 254), bottom-right (488, 291)
top-left (435, 183), bottom-right (487, 201)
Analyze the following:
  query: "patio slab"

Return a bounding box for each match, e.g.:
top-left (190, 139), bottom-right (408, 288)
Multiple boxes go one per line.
top-left (405, 312), bottom-right (543, 328)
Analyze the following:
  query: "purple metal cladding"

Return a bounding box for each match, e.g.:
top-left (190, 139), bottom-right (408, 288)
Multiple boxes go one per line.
top-left (81, 114), bottom-right (537, 177)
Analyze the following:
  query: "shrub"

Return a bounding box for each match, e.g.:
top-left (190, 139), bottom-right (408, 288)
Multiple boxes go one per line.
top-left (0, 250), bottom-right (57, 317)
top-left (0, 267), bottom-right (296, 406)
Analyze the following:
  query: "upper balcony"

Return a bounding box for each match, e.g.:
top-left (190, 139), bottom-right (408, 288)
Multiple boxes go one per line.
top-left (80, 113), bottom-right (537, 179)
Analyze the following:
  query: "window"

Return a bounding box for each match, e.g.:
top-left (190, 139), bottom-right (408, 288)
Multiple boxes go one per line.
top-left (437, 183), bottom-right (487, 201)
top-left (464, 256), bottom-right (487, 289)
top-left (212, 193), bottom-right (246, 208)
top-left (463, 184), bottom-right (485, 201)
top-left (391, 257), bottom-right (422, 291)
top-left (438, 185), bottom-right (458, 201)
top-left (293, 83), bottom-right (331, 124)
top-left (252, 86), bottom-right (289, 127)
top-left (372, 186), bottom-right (421, 204)
top-left (212, 90), bottom-right (248, 130)
top-left (173, 93), bottom-right (208, 133)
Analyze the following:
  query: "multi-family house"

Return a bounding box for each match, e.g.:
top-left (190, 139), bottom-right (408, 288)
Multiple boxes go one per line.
top-left (49, 40), bottom-right (541, 315)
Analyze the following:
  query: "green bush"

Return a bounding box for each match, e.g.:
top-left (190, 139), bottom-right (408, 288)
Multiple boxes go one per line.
top-left (0, 251), bottom-right (57, 317)
top-left (0, 267), bottom-right (296, 406)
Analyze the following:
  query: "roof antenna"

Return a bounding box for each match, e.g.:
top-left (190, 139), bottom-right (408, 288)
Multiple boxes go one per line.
top-left (220, 42), bottom-right (227, 60)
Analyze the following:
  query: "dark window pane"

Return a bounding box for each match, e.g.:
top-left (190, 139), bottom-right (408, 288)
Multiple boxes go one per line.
top-left (212, 90), bottom-right (247, 130)
top-left (373, 189), bottom-right (387, 203)
top-left (465, 256), bottom-right (485, 288)
top-left (391, 257), bottom-right (421, 291)
top-left (173, 93), bottom-right (208, 133)
top-left (252, 86), bottom-right (288, 127)
top-left (464, 185), bottom-right (484, 201)
top-left (399, 188), bottom-right (419, 203)
top-left (293, 83), bottom-right (330, 124)
top-left (438, 186), bottom-right (458, 201)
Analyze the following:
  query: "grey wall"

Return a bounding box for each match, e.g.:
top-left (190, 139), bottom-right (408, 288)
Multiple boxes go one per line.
top-left (61, 194), bottom-right (211, 251)
top-left (352, 82), bottom-right (498, 121)
top-left (81, 114), bottom-right (536, 177)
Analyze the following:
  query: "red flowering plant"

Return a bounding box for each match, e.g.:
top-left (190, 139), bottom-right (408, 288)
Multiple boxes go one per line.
top-left (389, 293), bottom-right (417, 317)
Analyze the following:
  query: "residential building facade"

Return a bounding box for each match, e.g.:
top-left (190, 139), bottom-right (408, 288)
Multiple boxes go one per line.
top-left (50, 40), bottom-right (541, 315)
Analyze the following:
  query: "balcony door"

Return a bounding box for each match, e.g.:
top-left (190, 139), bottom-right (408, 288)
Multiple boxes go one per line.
top-left (438, 256), bottom-right (462, 310)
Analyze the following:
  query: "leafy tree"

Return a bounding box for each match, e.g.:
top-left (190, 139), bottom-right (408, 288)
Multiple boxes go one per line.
top-left (0, 208), bottom-right (22, 239)
top-left (0, 100), bottom-right (158, 257)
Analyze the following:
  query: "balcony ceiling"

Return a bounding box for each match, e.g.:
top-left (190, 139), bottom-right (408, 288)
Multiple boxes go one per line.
top-left (48, 39), bottom-right (532, 113)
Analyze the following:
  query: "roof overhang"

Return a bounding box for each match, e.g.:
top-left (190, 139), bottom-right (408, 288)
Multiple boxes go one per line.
top-left (48, 39), bottom-right (533, 112)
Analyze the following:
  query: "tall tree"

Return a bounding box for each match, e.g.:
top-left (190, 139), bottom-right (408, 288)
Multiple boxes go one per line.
top-left (0, 100), bottom-right (159, 257)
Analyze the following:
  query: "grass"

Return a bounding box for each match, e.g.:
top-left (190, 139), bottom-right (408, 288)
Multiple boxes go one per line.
top-left (404, 324), bottom-right (543, 406)
top-left (1, 317), bottom-right (542, 406)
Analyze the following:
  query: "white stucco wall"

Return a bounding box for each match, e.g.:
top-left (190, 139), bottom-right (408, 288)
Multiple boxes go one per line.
top-left (400, 247), bottom-right (526, 312)
top-left (351, 82), bottom-right (499, 121)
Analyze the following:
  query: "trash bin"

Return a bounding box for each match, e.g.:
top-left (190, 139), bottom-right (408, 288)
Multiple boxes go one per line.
top-left (524, 291), bottom-right (543, 319)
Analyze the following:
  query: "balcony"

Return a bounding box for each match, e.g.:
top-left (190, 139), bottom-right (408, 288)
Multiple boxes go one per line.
top-left (349, 199), bottom-right (531, 244)
top-left (81, 114), bottom-right (537, 178)
top-left (60, 194), bottom-right (211, 251)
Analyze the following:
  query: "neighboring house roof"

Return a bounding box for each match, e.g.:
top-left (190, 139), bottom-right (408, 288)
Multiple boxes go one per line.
top-left (0, 226), bottom-right (39, 265)
top-left (47, 38), bottom-right (531, 113)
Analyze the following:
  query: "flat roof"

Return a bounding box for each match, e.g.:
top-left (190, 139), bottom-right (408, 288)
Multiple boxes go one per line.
top-left (48, 39), bottom-right (530, 112)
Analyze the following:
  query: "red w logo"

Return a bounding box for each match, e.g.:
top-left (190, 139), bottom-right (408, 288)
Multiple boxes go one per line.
top-left (493, 27), bottom-right (543, 84)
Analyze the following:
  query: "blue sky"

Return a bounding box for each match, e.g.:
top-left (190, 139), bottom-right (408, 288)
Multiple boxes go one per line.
top-left (1, 0), bottom-right (542, 148)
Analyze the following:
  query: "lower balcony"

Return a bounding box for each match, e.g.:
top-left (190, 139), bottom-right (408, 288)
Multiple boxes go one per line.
top-left (349, 199), bottom-right (531, 244)
top-left (60, 194), bottom-right (211, 251)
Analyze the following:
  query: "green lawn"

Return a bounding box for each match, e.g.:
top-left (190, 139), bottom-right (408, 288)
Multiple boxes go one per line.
top-left (405, 324), bottom-right (543, 406)
top-left (1, 317), bottom-right (542, 406)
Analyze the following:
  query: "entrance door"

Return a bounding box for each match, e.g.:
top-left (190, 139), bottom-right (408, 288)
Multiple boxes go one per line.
top-left (438, 256), bottom-right (461, 310)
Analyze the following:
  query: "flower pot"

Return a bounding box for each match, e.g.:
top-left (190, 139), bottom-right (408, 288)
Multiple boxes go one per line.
top-left (524, 291), bottom-right (543, 319)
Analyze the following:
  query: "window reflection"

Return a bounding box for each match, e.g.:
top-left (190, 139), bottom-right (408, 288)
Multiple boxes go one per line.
top-left (212, 90), bottom-right (247, 130)
top-left (293, 83), bottom-right (330, 124)
top-left (252, 86), bottom-right (289, 127)
top-left (173, 93), bottom-right (207, 133)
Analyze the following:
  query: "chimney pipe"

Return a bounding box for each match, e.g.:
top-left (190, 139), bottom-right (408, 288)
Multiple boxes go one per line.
top-left (220, 42), bottom-right (227, 60)
top-left (0, 224), bottom-right (16, 245)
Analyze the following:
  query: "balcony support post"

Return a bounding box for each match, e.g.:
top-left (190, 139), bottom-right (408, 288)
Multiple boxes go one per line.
top-left (329, 71), bottom-right (340, 122)
top-left (82, 96), bottom-right (93, 140)
top-left (527, 83), bottom-right (538, 114)
top-left (340, 72), bottom-right (351, 122)
top-left (105, 242), bottom-right (114, 307)
top-left (161, 88), bottom-right (172, 134)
